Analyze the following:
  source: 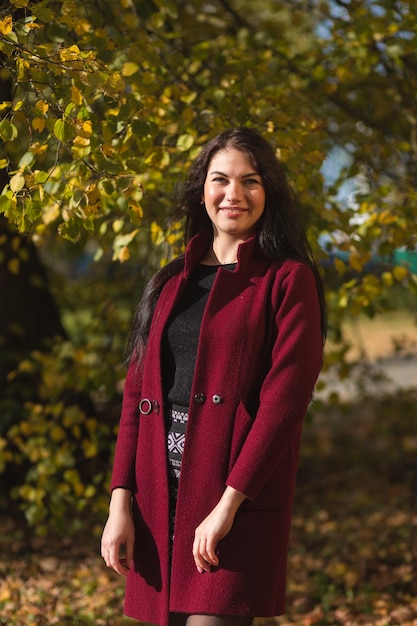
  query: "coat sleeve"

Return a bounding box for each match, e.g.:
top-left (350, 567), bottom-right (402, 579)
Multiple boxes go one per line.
top-left (110, 359), bottom-right (143, 492)
top-left (226, 263), bottom-right (323, 501)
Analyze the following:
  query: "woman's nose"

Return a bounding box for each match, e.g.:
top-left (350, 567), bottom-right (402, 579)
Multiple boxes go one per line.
top-left (226, 181), bottom-right (243, 202)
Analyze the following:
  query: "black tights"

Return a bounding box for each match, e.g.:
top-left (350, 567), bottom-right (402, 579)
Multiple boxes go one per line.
top-left (169, 614), bottom-right (253, 626)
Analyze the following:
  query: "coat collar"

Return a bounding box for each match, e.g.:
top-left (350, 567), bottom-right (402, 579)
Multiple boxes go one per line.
top-left (183, 228), bottom-right (266, 277)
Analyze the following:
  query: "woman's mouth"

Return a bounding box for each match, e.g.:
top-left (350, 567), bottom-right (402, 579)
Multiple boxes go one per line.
top-left (219, 207), bottom-right (247, 214)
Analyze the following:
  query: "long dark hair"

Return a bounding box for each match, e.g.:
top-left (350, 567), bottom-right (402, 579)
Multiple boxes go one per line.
top-left (126, 127), bottom-right (326, 364)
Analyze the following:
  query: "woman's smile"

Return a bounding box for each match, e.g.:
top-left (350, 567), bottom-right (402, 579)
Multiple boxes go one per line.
top-left (219, 206), bottom-right (248, 215)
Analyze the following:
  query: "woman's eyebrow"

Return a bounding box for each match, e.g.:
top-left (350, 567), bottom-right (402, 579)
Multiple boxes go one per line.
top-left (208, 170), bottom-right (260, 177)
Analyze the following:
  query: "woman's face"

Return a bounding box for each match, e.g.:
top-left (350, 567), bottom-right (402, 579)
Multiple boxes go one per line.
top-left (202, 148), bottom-right (266, 241)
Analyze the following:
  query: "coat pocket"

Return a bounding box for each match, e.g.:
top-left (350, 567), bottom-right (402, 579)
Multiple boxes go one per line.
top-left (227, 400), bottom-right (255, 475)
top-left (228, 401), bottom-right (296, 511)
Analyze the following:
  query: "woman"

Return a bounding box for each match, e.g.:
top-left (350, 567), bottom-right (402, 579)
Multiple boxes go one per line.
top-left (101, 127), bottom-right (326, 626)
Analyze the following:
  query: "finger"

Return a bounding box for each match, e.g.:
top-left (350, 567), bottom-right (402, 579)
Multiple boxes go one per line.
top-left (124, 535), bottom-right (135, 568)
top-left (118, 558), bottom-right (131, 574)
top-left (110, 556), bottom-right (129, 577)
top-left (193, 538), bottom-right (210, 573)
top-left (196, 529), bottom-right (219, 566)
top-left (102, 546), bottom-right (129, 577)
top-left (204, 538), bottom-right (219, 566)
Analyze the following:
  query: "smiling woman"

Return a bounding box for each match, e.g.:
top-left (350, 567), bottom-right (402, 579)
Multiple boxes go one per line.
top-left (201, 149), bottom-right (266, 263)
top-left (101, 127), bottom-right (327, 626)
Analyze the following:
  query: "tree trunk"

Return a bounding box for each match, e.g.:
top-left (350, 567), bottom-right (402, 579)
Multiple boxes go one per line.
top-left (0, 75), bottom-right (66, 404)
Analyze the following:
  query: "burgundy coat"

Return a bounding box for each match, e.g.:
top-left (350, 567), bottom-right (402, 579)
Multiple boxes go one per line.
top-left (110, 229), bottom-right (323, 626)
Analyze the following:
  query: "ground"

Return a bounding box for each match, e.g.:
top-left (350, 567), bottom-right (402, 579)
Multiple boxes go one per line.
top-left (1, 388), bottom-right (415, 626)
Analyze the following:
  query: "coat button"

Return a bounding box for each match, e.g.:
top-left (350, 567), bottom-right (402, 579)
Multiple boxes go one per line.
top-left (194, 392), bottom-right (206, 405)
top-left (212, 394), bottom-right (224, 405)
top-left (138, 399), bottom-right (159, 414)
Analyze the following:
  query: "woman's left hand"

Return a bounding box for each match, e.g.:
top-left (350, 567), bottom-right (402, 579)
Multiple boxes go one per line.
top-left (192, 486), bottom-right (246, 573)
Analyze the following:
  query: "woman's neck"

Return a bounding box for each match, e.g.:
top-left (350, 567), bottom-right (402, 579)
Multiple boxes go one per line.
top-left (201, 239), bottom-right (241, 265)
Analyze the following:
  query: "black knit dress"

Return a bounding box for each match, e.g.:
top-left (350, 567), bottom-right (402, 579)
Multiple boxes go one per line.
top-left (161, 262), bottom-right (236, 540)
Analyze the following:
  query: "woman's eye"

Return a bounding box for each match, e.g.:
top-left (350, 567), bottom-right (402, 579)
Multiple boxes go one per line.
top-left (245, 178), bottom-right (261, 186)
top-left (213, 177), bottom-right (227, 184)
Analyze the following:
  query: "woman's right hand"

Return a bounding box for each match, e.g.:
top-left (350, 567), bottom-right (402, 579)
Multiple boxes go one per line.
top-left (101, 488), bottom-right (135, 577)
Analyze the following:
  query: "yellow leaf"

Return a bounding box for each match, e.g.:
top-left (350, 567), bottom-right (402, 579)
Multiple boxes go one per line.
top-left (129, 202), bottom-right (143, 219)
top-left (101, 143), bottom-right (115, 157)
top-left (30, 143), bottom-right (48, 156)
top-left (82, 439), bottom-right (98, 458)
top-left (122, 62), bottom-right (139, 77)
top-left (304, 150), bottom-right (326, 165)
top-left (71, 424), bottom-right (81, 438)
top-left (334, 257), bottom-right (346, 276)
top-left (338, 294), bottom-right (348, 308)
top-left (42, 204), bottom-right (59, 225)
top-left (112, 219), bottom-right (124, 233)
top-left (13, 99), bottom-right (25, 111)
top-left (35, 100), bottom-right (49, 114)
top-left (59, 44), bottom-right (81, 62)
top-left (71, 84), bottom-right (82, 106)
top-left (71, 139), bottom-right (90, 158)
top-left (9, 172), bottom-right (25, 192)
top-left (16, 58), bottom-right (30, 82)
top-left (151, 221), bottom-right (164, 244)
top-left (381, 271), bottom-right (394, 287)
top-left (32, 117), bottom-right (45, 132)
top-left (73, 135), bottom-right (90, 146)
top-left (336, 66), bottom-right (349, 80)
top-left (85, 418), bottom-right (97, 432)
top-left (349, 251), bottom-right (371, 273)
top-left (78, 120), bottom-right (92, 138)
top-left (50, 425), bottom-right (66, 441)
top-left (0, 101), bottom-right (12, 111)
top-left (392, 265), bottom-right (408, 282)
top-left (26, 19), bottom-right (42, 31)
top-left (73, 18), bottom-right (91, 35)
top-left (107, 72), bottom-right (125, 92)
top-left (36, 184), bottom-right (44, 201)
top-left (7, 258), bottom-right (20, 274)
top-left (11, 235), bottom-right (20, 251)
top-left (84, 484), bottom-right (96, 498)
top-left (118, 246), bottom-right (130, 262)
top-left (0, 16), bottom-right (13, 35)
top-left (86, 185), bottom-right (101, 211)
top-left (378, 209), bottom-right (396, 225)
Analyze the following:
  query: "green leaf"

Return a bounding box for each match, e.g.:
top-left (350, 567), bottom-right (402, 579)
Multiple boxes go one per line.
top-left (24, 197), bottom-right (43, 221)
top-left (58, 218), bottom-right (82, 242)
top-left (176, 133), bottom-right (195, 152)
top-left (0, 118), bottom-right (18, 141)
top-left (18, 151), bottom-right (35, 169)
top-left (0, 194), bottom-right (11, 214)
top-left (54, 119), bottom-right (74, 142)
top-left (34, 171), bottom-right (50, 184)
